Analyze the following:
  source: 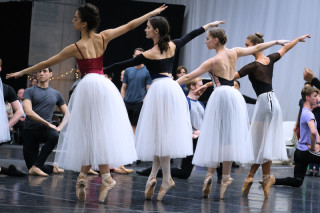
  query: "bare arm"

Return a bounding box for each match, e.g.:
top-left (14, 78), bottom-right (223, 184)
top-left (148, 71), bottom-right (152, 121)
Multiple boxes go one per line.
top-left (8, 100), bottom-right (23, 128)
top-left (234, 72), bottom-right (240, 79)
top-left (278, 34), bottom-right (310, 57)
top-left (23, 99), bottom-right (57, 130)
top-left (121, 83), bottom-right (127, 99)
top-left (7, 45), bottom-right (76, 79)
top-left (177, 59), bottom-right (212, 85)
top-left (234, 40), bottom-right (290, 58)
top-left (202, 20), bottom-right (226, 31)
top-left (101, 5), bottom-right (167, 43)
top-left (56, 104), bottom-right (68, 132)
top-left (308, 119), bottom-right (317, 151)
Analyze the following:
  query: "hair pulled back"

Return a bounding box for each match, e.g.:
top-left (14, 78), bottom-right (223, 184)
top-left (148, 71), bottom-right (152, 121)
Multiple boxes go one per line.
top-left (149, 16), bottom-right (171, 53)
top-left (247, 33), bottom-right (264, 45)
top-left (208, 28), bottom-right (227, 45)
top-left (77, 3), bottom-right (100, 32)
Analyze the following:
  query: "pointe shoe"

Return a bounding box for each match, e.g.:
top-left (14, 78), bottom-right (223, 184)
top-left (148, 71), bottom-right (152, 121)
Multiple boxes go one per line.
top-left (53, 164), bottom-right (64, 174)
top-left (202, 175), bottom-right (213, 198)
top-left (99, 176), bottom-right (116, 202)
top-left (28, 166), bottom-right (49, 177)
top-left (88, 169), bottom-right (99, 175)
top-left (220, 177), bottom-right (233, 199)
top-left (157, 178), bottom-right (175, 201)
top-left (262, 175), bottom-right (275, 199)
top-left (242, 177), bottom-right (253, 196)
top-left (145, 177), bottom-right (157, 200)
top-left (76, 176), bottom-right (86, 201)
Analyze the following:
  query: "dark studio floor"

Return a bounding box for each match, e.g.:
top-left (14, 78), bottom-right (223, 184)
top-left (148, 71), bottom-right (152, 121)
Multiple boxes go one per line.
top-left (0, 144), bottom-right (320, 213)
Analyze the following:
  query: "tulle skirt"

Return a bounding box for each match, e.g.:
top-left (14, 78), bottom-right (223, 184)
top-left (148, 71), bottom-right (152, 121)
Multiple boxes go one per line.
top-left (54, 74), bottom-right (137, 171)
top-left (0, 79), bottom-right (10, 143)
top-left (193, 86), bottom-right (254, 168)
top-left (135, 77), bottom-right (193, 161)
top-left (250, 92), bottom-right (287, 164)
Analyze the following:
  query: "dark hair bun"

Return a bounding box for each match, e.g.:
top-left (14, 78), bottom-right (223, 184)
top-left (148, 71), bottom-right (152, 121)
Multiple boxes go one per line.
top-left (255, 32), bottom-right (264, 38)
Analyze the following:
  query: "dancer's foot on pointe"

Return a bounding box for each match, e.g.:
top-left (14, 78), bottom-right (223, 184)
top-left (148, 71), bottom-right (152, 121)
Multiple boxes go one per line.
top-left (145, 177), bottom-right (157, 200)
top-left (220, 175), bottom-right (233, 199)
top-left (202, 175), bottom-right (213, 198)
top-left (157, 178), bottom-right (175, 201)
top-left (242, 177), bottom-right (253, 196)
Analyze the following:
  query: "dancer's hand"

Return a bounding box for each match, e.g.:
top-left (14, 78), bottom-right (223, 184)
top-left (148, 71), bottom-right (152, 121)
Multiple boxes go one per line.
top-left (203, 21), bottom-right (226, 31)
top-left (304, 67), bottom-right (315, 82)
top-left (298, 34), bottom-right (311, 42)
top-left (276, 40), bottom-right (291, 46)
top-left (6, 71), bottom-right (24, 79)
top-left (150, 4), bottom-right (167, 16)
top-left (210, 20), bottom-right (226, 27)
top-left (194, 84), bottom-right (208, 96)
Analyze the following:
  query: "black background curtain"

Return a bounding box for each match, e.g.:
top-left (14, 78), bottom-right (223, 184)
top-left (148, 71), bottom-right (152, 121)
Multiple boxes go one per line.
top-left (0, 2), bottom-right (32, 91)
top-left (87, 0), bottom-right (185, 89)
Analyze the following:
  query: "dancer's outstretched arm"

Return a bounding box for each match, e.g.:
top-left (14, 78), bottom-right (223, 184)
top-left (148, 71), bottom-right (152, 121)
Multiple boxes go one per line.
top-left (177, 58), bottom-right (212, 85)
top-left (234, 40), bottom-right (290, 58)
top-left (101, 5), bottom-right (167, 43)
top-left (172, 21), bottom-right (225, 50)
top-left (277, 34), bottom-right (310, 57)
top-left (7, 5), bottom-right (167, 79)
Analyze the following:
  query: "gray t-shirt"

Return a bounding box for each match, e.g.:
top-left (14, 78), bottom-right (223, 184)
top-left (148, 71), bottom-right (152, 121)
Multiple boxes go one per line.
top-left (23, 85), bottom-right (65, 129)
top-left (123, 66), bottom-right (152, 103)
top-left (187, 97), bottom-right (205, 130)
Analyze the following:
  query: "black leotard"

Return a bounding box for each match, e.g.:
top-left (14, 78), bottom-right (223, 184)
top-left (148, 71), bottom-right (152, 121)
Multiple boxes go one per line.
top-left (104, 27), bottom-right (205, 78)
top-left (237, 53), bottom-right (281, 96)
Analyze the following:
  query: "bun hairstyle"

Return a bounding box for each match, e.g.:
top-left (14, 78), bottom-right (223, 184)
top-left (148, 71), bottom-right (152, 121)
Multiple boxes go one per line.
top-left (77, 3), bottom-right (100, 32)
top-left (247, 32), bottom-right (264, 45)
top-left (208, 28), bottom-right (227, 45)
top-left (148, 16), bottom-right (171, 53)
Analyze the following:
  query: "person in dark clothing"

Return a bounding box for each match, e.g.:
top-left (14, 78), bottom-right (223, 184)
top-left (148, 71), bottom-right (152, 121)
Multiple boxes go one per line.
top-left (22, 68), bottom-right (67, 177)
top-left (0, 58), bottom-right (26, 177)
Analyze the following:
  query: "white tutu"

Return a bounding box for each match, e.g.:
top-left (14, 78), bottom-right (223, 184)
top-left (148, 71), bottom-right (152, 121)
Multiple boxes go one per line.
top-left (54, 74), bottom-right (137, 171)
top-left (0, 79), bottom-right (10, 143)
top-left (193, 86), bottom-right (254, 168)
top-left (135, 77), bottom-right (193, 161)
top-left (250, 92), bottom-right (287, 164)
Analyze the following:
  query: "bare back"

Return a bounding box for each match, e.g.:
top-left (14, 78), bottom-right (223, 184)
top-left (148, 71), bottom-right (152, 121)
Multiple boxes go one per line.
top-left (74, 33), bottom-right (107, 60)
top-left (210, 48), bottom-right (238, 81)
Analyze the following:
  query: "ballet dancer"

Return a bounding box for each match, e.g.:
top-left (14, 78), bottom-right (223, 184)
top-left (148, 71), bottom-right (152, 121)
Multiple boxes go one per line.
top-left (234, 33), bottom-right (310, 198)
top-left (7, 3), bottom-right (167, 202)
top-left (177, 27), bottom-right (290, 199)
top-left (104, 17), bottom-right (225, 201)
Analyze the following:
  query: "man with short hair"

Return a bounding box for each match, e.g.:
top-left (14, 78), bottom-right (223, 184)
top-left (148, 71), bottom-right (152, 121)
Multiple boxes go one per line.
top-left (121, 47), bottom-right (152, 133)
top-left (274, 86), bottom-right (320, 187)
top-left (23, 67), bottom-right (67, 176)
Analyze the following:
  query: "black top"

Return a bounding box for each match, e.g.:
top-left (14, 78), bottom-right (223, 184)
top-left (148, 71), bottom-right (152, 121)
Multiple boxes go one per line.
top-left (104, 27), bottom-right (205, 77)
top-left (243, 94), bottom-right (256, 104)
top-left (3, 84), bottom-right (17, 103)
top-left (238, 53), bottom-right (281, 96)
top-left (311, 77), bottom-right (320, 89)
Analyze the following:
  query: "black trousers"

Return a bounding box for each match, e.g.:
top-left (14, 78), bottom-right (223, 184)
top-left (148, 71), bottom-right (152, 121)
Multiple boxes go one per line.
top-left (23, 128), bottom-right (59, 174)
top-left (275, 149), bottom-right (320, 187)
